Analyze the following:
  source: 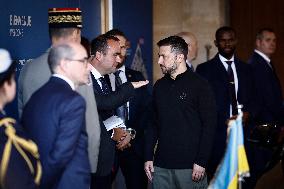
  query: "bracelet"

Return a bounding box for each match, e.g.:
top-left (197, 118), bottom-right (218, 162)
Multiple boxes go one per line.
top-left (126, 128), bottom-right (136, 140)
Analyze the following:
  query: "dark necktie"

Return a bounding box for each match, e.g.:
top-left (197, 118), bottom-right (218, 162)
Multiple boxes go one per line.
top-left (114, 70), bottom-right (123, 88)
top-left (114, 70), bottom-right (128, 122)
top-left (225, 61), bottom-right (238, 115)
top-left (99, 77), bottom-right (110, 95)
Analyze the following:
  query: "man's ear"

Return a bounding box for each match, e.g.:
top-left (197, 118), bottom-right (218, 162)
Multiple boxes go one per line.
top-left (96, 51), bottom-right (103, 61)
top-left (177, 53), bottom-right (184, 63)
top-left (214, 40), bottom-right (218, 47)
top-left (59, 59), bottom-right (69, 72)
top-left (255, 39), bottom-right (260, 48)
top-left (71, 29), bottom-right (81, 42)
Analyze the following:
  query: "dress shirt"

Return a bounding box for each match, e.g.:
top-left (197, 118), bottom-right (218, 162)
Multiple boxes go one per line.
top-left (90, 65), bottom-right (103, 89)
top-left (52, 74), bottom-right (75, 90)
top-left (109, 65), bottom-right (127, 90)
top-left (186, 60), bottom-right (194, 71)
top-left (218, 54), bottom-right (239, 116)
top-left (109, 65), bottom-right (129, 114)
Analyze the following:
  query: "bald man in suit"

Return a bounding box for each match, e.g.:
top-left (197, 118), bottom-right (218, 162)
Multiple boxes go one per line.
top-left (177, 31), bottom-right (198, 70)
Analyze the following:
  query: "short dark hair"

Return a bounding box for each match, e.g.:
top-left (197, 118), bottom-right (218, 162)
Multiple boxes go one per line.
top-left (0, 63), bottom-right (16, 87)
top-left (48, 44), bottom-right (75, 73)
top-left (48, 28), bottom-right (79, 39)
top-left (215, 26), bottom-right (236, 40)
top-left (157, 36), bottom-right (188, 60)
top-left (105, 28), bottom-right (126, 38)
top-left (256, 28), bottom-right (275, 40)
top-left (90, 34), bottom-right (119, 56)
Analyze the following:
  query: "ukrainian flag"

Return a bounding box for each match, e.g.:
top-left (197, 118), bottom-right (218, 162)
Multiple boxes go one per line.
top-left (208, 112), bottom-right (250, 189)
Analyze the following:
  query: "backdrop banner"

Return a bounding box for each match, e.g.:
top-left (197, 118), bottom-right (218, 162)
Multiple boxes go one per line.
top-left (0, 0), bottom-right (101, 119)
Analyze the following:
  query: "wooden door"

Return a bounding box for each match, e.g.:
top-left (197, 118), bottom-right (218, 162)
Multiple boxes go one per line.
top-left (230, 0), bottom-right (284, 96)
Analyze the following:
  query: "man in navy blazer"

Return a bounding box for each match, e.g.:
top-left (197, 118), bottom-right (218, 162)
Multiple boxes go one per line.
top-left (248, 28), bottom-right (283, 125)
top-left (89, 34), bottom-right (149, 189)
top-left (22, 43), bottom-right (91, 189)
top-left (105, 29), bottom-right (151, 189)
top-left (196, 26), bottom-right (257, 178)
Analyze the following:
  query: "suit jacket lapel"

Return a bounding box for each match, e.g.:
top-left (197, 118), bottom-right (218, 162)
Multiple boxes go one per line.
top-left (125, 68), bottom-right (133, 82)
top-left (214, 55), bottom-right (228, 83)
top-left (90, 74), bottom-right (102, 94)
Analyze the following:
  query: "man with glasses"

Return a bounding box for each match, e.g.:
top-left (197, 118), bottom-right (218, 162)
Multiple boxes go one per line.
top-left (18, 8), bottom-right (101, 178)
top-left (22, 42), bottom-right (92, 189)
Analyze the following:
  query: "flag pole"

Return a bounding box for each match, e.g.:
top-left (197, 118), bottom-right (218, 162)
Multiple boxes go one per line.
top-left (238, 175), bottom-right (243, 189)
top-left (237, 104), bottom-right (243, 189)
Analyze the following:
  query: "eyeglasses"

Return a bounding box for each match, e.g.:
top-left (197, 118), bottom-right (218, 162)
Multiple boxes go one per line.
top-left (66, 57), bottom-right (89, 65)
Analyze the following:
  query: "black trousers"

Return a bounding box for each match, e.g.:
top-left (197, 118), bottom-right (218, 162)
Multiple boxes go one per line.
top-left (91, 173), bottom-right (112, 189)
top-left (112, 149), bottom-right (148, 189)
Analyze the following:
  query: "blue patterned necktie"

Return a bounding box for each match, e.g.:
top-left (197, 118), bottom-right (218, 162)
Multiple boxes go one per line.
top-left (114, 70), bottom-right (123, 88)
top-left (114, 70), bottom-right (128, 122)
top-left (98, 77), bottom-right (110, 95)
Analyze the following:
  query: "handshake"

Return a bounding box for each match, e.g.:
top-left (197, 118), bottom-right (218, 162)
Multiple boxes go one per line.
top-left (112, 127), bottom-right (136, 151)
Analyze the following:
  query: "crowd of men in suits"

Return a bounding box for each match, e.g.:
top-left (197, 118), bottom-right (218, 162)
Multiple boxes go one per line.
top-left (0, 6), bottom-right (283, 189)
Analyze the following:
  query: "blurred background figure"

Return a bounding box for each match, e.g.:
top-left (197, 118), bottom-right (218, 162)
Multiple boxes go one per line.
top-left (246, 28), bottom-right (284, 189)
top-left (177, 32), bottom-right (198, 71)
top-left (248, 28), bottom-right (284, 125)
top-left (0, 49), bottom-right (41, 189)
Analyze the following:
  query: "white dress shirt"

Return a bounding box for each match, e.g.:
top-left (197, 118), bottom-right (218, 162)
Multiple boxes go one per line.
top-left (254, 49), bottom-right (273, 69)
top-left (108, 65), bottom-right (129, 117)
top-left (90, 64), bottom-right (103, 89)
top-left (219, 54), bottom-right (239, 116)
top-left (53, 74), bottom-right (75, 90)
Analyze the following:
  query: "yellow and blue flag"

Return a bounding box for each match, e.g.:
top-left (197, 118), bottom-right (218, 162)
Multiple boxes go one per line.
top-left (208, 112), bottom-right (250, 189)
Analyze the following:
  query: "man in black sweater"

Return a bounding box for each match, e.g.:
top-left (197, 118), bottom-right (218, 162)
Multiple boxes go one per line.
top-left (144, 36), bottom-right (217, 189)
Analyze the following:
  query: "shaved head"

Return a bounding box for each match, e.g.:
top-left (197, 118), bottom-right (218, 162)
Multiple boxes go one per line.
top-left (177, 32), bottom-right (198, 61)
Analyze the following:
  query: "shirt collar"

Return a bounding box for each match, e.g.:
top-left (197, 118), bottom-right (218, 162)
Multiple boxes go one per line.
top-left (186, 60), bottom-right (193, 68)
top-left (52, 74), bottom-right (75, 90)
top-left (254, 49), bottom-right (271, 63)
top-left (218, 54), bottom-right (234, 63)
top-left (90, 64), bottom-right (103, 79)
top-left (166, 68), bottom-right (189, 81)
top-left (117, 65), bottom-right (126, 73)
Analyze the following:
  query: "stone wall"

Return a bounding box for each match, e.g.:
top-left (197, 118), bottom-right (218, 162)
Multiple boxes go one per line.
top-left (153, 0), bottom-right (227, 81)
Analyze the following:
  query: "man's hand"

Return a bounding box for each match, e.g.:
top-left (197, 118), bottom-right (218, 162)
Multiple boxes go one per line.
top-left (117, 132), bottom-right (131, 150)
top-left (112, 128), bottom-right (127, 142)
top-left (226, 112), bottom-right (250, 125)
top-left (131, 80), bottom-right (149, 89)
top-left (242, 111), bottom-right (250, 125)
top-left (144, 161), bottom-right (154, 182)
top-left (192, 163), bottom-right (205, 182)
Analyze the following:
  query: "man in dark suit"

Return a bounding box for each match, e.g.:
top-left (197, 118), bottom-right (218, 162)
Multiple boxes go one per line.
top-left (248, 28), bottom-right (283, 125)
top-left (105, 29), bottom-right (151, 189)
top-left (196, 26), bottom-right (257, 178)
top-left (89, 34), bottom-right (149, 189)
top-left (246, 28), bottom-right (284, 188)
top-left (22, 43), bottom-right (91, 189)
